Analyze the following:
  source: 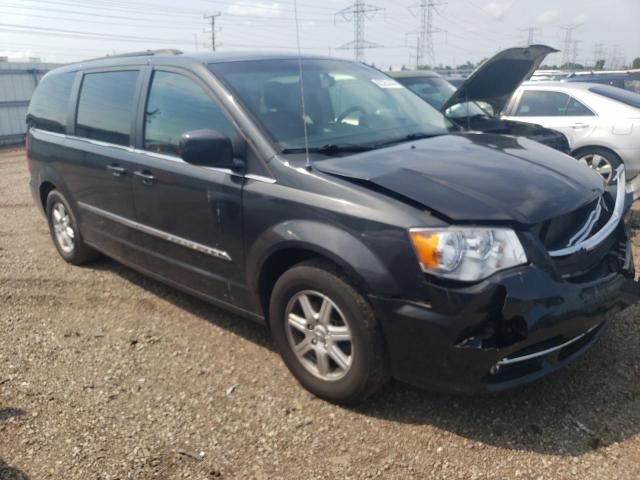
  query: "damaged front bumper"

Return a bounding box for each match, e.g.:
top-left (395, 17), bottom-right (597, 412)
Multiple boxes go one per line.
top-left (370, 239), bottom-right (640, 394)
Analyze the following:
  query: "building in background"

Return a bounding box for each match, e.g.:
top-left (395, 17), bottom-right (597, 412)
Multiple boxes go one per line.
top-left (0, 59), bottom-right (61, 146)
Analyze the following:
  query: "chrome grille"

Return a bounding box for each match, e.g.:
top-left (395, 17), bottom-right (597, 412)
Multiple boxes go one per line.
top-left (566, 196), bottom-right (605, 247)
top-left (549, 165), bottom-right (625, 258)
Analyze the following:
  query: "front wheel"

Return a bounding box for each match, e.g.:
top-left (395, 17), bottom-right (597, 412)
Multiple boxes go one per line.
top-left (270, 260), bottom-right (389, 404)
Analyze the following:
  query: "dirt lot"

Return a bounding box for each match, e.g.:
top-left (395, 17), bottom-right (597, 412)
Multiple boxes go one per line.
top-left (1, 147), bottom-right (639, 480)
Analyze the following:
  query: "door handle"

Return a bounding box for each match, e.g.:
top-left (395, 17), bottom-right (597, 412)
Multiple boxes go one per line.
top-left (134, 170), bottom-right (156, 186)
top-left (107, 164), bottom-right (127, 177)
top-left (569, 122), bottom-right (588, 130)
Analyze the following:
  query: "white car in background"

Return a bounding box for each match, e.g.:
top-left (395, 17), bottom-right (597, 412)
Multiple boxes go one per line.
top-left (502, 82), bottom-right (640, 185)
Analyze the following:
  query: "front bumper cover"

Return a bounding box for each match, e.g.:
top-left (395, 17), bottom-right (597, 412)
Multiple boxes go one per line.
top-left (370, 240), bottom-right (639, 394)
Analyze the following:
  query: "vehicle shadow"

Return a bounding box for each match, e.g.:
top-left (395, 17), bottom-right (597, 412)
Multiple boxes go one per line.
top-left (0, 408), bottom-right (30, 480)
top-left (87, 258), bottom-right (275, 353)
top-left (87, 257), bottom-right (639, 457)
top-left (350, 311), bottom-right (640, 457)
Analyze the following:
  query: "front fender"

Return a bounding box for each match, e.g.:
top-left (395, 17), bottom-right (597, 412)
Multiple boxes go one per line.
top-left (246, 219), bottom-right (402, 301)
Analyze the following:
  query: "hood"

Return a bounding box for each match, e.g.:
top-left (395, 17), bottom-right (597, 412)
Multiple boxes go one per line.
top-left (314, 133), bottom-right (604, 225)
top-left (442, 45), bottom-right (558, 115)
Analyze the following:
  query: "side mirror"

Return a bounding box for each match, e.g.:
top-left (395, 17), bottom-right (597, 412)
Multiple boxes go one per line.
top-left (179, 129), bottom-right (241, 169)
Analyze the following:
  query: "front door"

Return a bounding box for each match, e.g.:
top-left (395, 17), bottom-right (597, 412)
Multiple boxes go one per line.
top-left (129, 69), bottom-right (245, 305)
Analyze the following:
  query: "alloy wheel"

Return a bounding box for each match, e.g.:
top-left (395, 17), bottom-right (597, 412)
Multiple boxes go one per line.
top-left (52, 202), bottom-right (75, 254)
top-left (578, 153), bottom-right (614, 183)
top-left (284, 290), bottom-right (353, 381)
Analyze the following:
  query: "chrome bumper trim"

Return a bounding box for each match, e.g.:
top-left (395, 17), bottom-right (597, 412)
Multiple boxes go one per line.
top-left (496, 323), bottom-right (600, 367)
top-left (549, 165), bottom-right (625, 258)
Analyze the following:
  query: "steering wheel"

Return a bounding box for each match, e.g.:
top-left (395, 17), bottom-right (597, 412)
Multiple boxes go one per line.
top-left (336, 106), bottom-right (367, 124)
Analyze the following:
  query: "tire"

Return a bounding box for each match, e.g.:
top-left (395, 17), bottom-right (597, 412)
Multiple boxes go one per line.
top-left (574, 147), bottom-right (623, 185)
top-left (45, 190), bottom-right (99, 265)
top-left (270, 259), bottom-right (390, 404)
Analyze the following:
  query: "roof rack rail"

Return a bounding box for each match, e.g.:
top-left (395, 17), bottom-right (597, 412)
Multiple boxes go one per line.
top-left (83, 49), bottom-right (183, 62)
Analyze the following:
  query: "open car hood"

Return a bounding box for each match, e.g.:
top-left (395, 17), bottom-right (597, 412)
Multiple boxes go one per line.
top-left (314, 133), bottom-right (603, 225)
top-left (441, 45), bottom-right (558, 115)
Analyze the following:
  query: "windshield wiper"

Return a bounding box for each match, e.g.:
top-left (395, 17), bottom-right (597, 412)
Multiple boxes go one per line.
top-left (372, 132), bottom-right (446, 149)
top-left (281, 143), bottom-right (373, 155)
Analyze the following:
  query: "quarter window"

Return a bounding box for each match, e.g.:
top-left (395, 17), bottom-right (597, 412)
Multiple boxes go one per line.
top-left (27, 71), bottom-right (75, 133)
top-left (144, 71), bottom-right (233, 156)
top-left (515, 90), bottom-right (593, 117)
top-left (565, 97), bottom-right (593, 116)
top-left (76, 71), bottom-right (139, 146)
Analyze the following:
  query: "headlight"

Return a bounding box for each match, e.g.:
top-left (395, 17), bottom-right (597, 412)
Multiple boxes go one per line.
top-left (409, 227), bottom-right (528, 281)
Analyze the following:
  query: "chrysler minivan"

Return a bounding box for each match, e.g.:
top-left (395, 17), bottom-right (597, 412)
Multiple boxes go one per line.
top-left (26, 50), bottom-right (639, 403)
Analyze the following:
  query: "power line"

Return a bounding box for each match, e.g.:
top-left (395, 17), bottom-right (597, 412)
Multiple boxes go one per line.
top-left (335, 1), bottom-right (385, 62)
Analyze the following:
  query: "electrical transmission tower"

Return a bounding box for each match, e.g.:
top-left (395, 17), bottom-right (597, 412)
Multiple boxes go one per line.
top-left (407, 0), bottom-right (445, 68)
top-left (560, 24), bottom-right (577, 67)
top-left (335, 1), bottom-right (385, 62)
top-left (204, 12), bottom-right (221, 51)
top-left (521, 27), bottom-right (537, 45)
top-left (571, 40), bottom-right (581, 65)
top-left (592, 43), bottom-right (606, 68)
top-left (607, 45), bottom-right (623, 69)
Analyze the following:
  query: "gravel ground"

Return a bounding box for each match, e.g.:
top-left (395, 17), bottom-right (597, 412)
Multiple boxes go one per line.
top-left (1, 146), bottom-right (639, 480)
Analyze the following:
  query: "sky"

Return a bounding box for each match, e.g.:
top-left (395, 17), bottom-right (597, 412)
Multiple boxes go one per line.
top-left (0, 0), bottom-right (639, 70)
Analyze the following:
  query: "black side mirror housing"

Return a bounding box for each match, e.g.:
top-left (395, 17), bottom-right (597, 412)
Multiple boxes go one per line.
top-left (179, 129), bottom-right (241, 169)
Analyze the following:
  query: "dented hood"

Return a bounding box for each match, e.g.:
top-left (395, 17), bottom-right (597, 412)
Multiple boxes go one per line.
top-left (314, 133), bottom-right (604, 225)
top-left (442, 45), bottom-right (558, 115)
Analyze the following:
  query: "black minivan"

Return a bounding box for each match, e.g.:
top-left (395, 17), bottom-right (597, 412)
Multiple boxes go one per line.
top-left (26, 50), bottom-right (638, 403)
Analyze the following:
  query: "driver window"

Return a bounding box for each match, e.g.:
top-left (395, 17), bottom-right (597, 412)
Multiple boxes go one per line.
top-left (144, 71), bottom-right (234, 156)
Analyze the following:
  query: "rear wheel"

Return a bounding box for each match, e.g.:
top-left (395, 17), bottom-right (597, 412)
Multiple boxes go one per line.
top-left (575, 147), bottom-right (623, 184)
top-left (270, 259), bottom-right (389, 403)
top-left (46, 190), bottom-right (99, 264)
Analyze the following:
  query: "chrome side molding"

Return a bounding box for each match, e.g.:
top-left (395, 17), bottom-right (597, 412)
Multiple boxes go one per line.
top-left (78, 202), bottom-right (232, 262)
top-left (549, 165), bottom-right (626, 258)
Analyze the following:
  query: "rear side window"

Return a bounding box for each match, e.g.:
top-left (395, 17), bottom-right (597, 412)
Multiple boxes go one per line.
top-left (144, 71), bottom-right (234, 156)
top-left (27, 72), bottom-right (75, 133)
top-left (515, 91), bottom-right (571, 116)
top-left (564, 97), bottom-right (594, 116)
top-left (76, 71), bottom-right (139, 146)
top-left (515, 90), bottom-right (593, 117)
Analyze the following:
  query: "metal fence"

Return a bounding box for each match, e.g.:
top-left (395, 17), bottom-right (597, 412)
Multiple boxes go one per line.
top-left (0, 61), bottom-right (62, 146)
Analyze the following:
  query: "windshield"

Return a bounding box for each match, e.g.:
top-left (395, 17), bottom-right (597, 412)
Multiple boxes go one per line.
top-left (209, 59), bottom-right (452, 152)
top-left (396, 75), bottom-right (487, 118)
